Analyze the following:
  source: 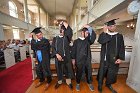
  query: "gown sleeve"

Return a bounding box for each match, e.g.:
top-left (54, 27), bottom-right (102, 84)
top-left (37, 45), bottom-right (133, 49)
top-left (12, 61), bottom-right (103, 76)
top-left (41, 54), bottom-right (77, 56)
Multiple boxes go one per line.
top-left (87, 27), bottom-right (96, 45)
top-left (31, 39), bottom-right (36, 50)
top-left (64, 25), bottom-right (73, 42)
top-left (98, 32), bottom-right (111, 44)
top-left (31, 38), bottom-right (50, 52)
top-left (35, 38), bottom-right (50, 51)
top-left (118, 34), bottom-right (125, 60)
top-left (51, 37), bottom-right (57, 57)
top-left (71, 40), bottom-right (77, 59)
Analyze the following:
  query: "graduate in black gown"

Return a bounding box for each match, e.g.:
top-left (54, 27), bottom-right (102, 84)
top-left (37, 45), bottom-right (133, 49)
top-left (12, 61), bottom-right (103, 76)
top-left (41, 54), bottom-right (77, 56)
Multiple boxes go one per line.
top-left (31, 27), bottom-right (52, 90)
top-left (97, 19), bottom-right (125, 93)
top-left (71, 25), bottom-right (96, 91)
top-left (52, 21), bottom-right (74, 90)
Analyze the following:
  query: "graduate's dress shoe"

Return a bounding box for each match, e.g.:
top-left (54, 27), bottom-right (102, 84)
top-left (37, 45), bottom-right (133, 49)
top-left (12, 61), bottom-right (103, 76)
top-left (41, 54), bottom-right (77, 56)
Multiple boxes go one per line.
top-left (98, 85), bottom-right (102, 93)
top-left (68, 83), bottom-right (73, 90)
top-left (55, 83), bottom-right (61, 89)
top-left (35, 82), bottom-right (44, 88)
top-left (106, 84), bottom-right (117, 93)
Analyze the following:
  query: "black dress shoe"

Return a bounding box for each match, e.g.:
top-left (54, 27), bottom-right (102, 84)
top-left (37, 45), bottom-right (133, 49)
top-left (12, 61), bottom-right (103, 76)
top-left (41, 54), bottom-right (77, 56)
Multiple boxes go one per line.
top-left (98, 85), bottom-right (102, 93)
top-left (68, 83), bottom-right (73, 90)
top-left (55, 83), bottom-right (61, 89)
top-left (106, 84), bottom-right (117, 93)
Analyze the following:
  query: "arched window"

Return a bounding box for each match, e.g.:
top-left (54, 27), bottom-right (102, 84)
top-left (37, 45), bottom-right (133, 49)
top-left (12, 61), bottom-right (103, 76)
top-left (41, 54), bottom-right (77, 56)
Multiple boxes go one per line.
top-left (8, 1), bottom-right (18, 18)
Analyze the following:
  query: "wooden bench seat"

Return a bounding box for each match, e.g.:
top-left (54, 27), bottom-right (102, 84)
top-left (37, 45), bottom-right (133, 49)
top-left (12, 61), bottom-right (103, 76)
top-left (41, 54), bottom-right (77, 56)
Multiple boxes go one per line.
top-left (49, 62), bottom-right (130, 74)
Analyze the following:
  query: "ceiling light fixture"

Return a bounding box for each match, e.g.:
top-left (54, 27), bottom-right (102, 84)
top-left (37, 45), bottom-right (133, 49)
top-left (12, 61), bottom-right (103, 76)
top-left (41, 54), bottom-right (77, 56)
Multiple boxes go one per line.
top-left (127, 16), bottom-right (135, 29)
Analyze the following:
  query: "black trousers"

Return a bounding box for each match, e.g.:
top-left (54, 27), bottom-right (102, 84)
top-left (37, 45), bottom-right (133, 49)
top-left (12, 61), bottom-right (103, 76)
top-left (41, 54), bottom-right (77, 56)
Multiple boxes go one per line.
top-left (36, 62), bottom-right (52, 83)
top-left (55, 58), bottom-right (73, 81)
top-left (76, 63), bottom-right (92, 84)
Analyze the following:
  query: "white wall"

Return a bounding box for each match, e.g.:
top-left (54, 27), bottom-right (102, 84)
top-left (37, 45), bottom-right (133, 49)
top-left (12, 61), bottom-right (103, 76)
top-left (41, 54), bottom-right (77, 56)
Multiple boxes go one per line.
top-left (116, 25), bottom-right (135, 46)
top-left (3, 29), bottom-right (25, 40)
top-left (126, 10), bottom-right (140, 93)
top-left (0, 24), bottom-right (4, 40)
top-left (74, 0), bottom-right (125, 31)
top-left (4, 29), bottom-right (14, 40)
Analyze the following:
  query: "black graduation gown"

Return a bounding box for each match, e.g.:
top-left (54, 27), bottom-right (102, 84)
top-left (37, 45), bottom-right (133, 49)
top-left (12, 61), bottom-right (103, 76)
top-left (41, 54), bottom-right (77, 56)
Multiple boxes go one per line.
top-left (97, 32), bottom-right (125, 85)
top-left (31, 38), bottom-right (52, 82)
top-left (71, 30), bottom-right (96, 83)
top-left (52, 25), bottom-right (74, 79)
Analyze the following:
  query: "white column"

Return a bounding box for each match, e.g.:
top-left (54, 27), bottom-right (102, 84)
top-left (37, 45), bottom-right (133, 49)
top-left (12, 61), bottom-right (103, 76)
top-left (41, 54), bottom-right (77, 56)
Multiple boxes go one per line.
top-left (126, 10), bottom-right (140, 93)
top-left (78, 6), bottom-right (81, 24)
top-left (74, 14), bottom-right (77, 28)
top-left (0, 24), bottom-right (4, 40)
top-left (87, 0), bottom-right (93, 11)
top-left (38, 6), bottom-right (41, 26)
top-left (23, 0), bottom-right (29, 23)
top-left (46, 13), bottom-right (49, 29)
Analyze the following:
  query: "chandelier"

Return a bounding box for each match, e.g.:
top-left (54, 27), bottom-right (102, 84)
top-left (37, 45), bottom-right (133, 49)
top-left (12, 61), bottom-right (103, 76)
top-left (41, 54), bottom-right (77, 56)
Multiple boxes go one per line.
top-left (126, 16), bottom-right (135, 29)
top-left (127, 22), bottom-right (135, 29)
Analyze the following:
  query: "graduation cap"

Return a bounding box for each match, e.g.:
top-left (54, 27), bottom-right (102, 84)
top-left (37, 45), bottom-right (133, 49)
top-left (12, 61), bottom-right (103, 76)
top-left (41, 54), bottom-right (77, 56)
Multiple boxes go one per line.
top-left (32, 27), bottom-right (42, 34)
top-left (105, 18), bottom-right (119, 26)
top-left (81, 27), bottom-right (88, 32)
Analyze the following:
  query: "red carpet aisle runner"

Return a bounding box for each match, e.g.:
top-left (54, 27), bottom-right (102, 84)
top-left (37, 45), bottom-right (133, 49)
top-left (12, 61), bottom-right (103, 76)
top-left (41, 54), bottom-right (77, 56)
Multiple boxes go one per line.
top-left (0, 57), bottom-right (33, 93)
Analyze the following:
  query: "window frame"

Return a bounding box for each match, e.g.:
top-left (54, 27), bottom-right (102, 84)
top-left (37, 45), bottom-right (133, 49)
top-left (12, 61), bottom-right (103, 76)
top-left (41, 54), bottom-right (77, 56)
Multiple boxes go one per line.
top-left (8, 1), bottom-right (18, 18)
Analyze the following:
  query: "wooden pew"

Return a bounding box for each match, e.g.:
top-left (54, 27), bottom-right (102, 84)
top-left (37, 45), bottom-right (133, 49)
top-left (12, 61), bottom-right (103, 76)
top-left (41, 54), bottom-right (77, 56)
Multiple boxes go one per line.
top-left (49, 62), bottom-right (130, 76)
top-left (4, 48), bottom-right (15, 68)
top-left (19, 46), bottom-right (27, 61)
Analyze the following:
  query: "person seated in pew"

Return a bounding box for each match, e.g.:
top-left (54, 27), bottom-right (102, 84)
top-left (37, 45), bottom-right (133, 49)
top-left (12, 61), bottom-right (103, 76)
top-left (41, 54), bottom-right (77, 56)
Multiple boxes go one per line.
top-left (13, 40), bottom-right (23, 62)
top-left (21, 40), bottom-right (30, 57)
top-left (71, 24), bottom-right (96, 91)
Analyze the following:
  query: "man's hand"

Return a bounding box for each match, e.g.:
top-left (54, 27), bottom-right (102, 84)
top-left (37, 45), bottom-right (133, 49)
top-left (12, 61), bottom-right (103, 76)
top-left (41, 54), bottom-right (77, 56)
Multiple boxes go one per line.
top-left (32, 33), bottom-right (38, 40)
top-left (103, 25), bottom-right (108, 33)
top-left (63, 21), bottom-right (68, 28)
top-left (115, 59), bottom-right (122, 64)
top-left (72, 59), bottom-right (75, 66)
top-left (32, 58), bottom-right (38, 64)
top-left (59, 21), bottom-right (68, 28)
top-left (56, 54), bottom-right (63, 61)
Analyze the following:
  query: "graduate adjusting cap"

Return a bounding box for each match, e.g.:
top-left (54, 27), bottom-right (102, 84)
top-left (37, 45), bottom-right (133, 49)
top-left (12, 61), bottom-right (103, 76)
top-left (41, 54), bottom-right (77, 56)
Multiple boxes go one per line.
top-left (105, 18), bottom-right (119, 26)
top-left (32, 27), bottom-right (42, 34)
